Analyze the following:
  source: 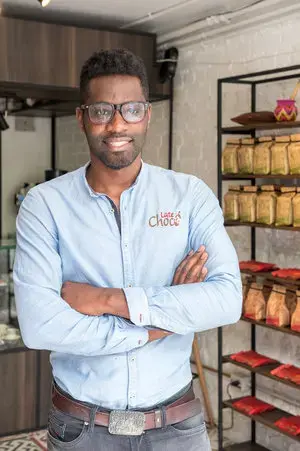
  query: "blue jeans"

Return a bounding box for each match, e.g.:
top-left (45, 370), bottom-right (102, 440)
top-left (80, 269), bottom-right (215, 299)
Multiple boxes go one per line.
top-left (47, 404), bottom-right (212, 450)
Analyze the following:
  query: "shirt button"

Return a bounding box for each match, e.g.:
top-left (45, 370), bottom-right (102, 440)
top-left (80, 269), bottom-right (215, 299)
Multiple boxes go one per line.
top-left (110, 209), bottom-right (114, 214)
top-left (128, 284), bottom-right (132, 288)
top-left (124, 243), bottom-right (128, 248)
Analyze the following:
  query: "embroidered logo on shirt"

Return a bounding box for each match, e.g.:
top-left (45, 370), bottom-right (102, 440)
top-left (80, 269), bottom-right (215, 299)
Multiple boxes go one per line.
top-left (149, 211), bottom-right (181, 228)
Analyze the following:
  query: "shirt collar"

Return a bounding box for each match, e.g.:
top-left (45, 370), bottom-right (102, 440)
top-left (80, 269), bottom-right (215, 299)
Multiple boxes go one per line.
top-left (81, 160), bottom-right (147, 198)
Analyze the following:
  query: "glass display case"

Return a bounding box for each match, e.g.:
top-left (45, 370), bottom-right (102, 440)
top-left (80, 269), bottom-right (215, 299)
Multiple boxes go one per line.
top-left (0, 239), bottom-right (25, 353)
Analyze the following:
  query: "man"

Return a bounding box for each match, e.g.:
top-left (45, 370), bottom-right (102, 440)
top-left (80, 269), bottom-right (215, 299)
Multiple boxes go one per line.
top-left (13, 49), bottom-right (242, 450)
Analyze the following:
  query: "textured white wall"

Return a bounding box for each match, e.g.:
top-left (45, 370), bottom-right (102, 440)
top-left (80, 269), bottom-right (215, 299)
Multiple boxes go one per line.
top-left (172, 15), bottom-right (300, 451)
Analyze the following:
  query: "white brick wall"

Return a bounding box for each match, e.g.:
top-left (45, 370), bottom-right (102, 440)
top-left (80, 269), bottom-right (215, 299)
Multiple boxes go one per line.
top-left (171, 15), bottom-right (300, 450)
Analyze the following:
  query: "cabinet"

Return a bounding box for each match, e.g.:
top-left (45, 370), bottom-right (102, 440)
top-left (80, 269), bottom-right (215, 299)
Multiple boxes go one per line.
top-left (0, 16), bottom-right (155, 89)
top-left (217, 64), bottom-right (300, 450)
top-left (0, 240), bottom-right (52, 437)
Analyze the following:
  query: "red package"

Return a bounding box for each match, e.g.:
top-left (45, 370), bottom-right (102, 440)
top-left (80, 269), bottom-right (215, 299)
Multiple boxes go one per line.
top-left (230, 351), bottom-right (278, 368)
top-left (270, 364), bottom-right (300, 385)
top-left (232, 396), bottom-right (275, 415)
top-left (275, 416), bottom-right (300, 436)
top-left (240, 261), bottom-right (278, 272)
top-left (271, 269), bottom-right (300, 280)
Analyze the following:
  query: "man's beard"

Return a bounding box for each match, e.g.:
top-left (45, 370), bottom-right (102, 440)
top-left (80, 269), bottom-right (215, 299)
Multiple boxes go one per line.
top-left (84, 129), bottom-right (147, 170)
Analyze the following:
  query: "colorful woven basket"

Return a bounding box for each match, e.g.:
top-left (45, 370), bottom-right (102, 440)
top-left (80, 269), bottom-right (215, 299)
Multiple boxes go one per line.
top-left (274, 99), bottom-right (298, 122)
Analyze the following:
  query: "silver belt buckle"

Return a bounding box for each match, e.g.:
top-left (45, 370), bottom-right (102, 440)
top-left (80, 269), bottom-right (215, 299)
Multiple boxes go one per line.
top-left (108, 410), bottom-right (145, 436)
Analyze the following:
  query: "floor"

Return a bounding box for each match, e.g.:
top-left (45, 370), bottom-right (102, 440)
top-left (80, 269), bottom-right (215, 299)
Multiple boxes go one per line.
top-left (0, 430), bottom-right (47, 450)
top-left (0, 428), bottom-right (220, 450)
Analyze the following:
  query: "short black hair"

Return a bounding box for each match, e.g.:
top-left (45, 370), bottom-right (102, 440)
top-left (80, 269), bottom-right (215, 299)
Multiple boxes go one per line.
top-left (80, 48), bottom-right (149, 102)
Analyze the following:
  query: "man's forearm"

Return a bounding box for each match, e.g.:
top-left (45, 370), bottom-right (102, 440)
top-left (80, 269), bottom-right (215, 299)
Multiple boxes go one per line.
top-left (61, 283), bottom-right (172, 342)
top-left (104, 288), bottom-right (130, 319)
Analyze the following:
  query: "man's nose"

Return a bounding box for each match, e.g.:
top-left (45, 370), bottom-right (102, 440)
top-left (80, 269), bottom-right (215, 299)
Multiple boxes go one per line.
top-left (106, 110), bottom-right (128, 133)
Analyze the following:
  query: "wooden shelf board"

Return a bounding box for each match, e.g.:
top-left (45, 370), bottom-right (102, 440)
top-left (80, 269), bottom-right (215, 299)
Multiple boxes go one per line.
top-left (222, 121), bottom-right (300, 134)
top-left (223, 397), bottom-right (300, 442)
top-left (224, 443), bottom-right (269, 451)
top-left (225, 221), bottom-right (300, 231)
top-left (222, 174), bottom-right (300, 180)
top-left (241, 316), bottom-right (300, 337)
top-left (223, 355), bottom-right (300, 390)
top-left (241, 269), bottom-right (300, 289)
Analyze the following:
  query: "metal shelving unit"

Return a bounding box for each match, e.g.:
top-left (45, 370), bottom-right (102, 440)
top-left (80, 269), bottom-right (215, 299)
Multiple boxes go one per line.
top-left (217, 64), bottom-right (300, 450)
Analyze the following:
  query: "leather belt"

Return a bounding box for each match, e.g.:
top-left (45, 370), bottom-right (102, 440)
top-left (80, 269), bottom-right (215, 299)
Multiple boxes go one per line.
top-left (52, 384), bottom-right (202, 432)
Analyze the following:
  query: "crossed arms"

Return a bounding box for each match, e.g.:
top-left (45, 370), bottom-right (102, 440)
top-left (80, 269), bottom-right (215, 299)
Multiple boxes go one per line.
top-left (13, 183), bottom-right (242, 356)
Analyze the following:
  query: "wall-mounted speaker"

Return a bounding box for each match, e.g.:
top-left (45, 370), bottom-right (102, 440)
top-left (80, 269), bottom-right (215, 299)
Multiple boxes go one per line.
top-left (159, 47), bottom-right (179, 83)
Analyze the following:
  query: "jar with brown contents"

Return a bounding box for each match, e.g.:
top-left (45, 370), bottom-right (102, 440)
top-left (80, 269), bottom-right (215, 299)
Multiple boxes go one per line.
top-left (253, 136), bottom-right (273, 175)
top-left (237, 138), bottom-right (255, 174)
top-left (256, 185), bottom-right (278, 225)
top-left (271, 135), bottom-right (290, 175)
top-left (223, 186), bottom-right (241, 221)
top-left (288, 134), bottom-right (300, 175)
top-left (275, 186), bottom-right (296, 226)
top-left (222, 139), bottom-right (240, 174)
top-left (292, 187), bottom-right (300, 227)
top-left (239, 185), bottom-right (258, 223)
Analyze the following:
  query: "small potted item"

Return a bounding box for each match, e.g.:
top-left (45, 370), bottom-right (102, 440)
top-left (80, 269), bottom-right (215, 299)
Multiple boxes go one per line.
top-left (274, 79), bottom-right (300, 122)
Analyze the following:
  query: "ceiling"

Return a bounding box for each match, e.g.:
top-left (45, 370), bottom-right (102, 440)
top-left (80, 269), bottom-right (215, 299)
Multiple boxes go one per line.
top-left (1, 0), bottom-right (268, 35)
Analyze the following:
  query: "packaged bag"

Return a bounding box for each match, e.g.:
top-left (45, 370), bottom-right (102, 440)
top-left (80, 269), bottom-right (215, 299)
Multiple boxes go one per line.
top-left (292, 187), bottom-right (300, 227)
top-left (237, 138), bottom-right (255, 174)
top-left (275, 186), bottom-right (296, 226)
top-left (239, 186), bottom-right (258, 222)
top-left (224, 186), bottom-right (240, 221)
top-left (240, 261), bottom-right (278, 272)
top-left (272, 268), bottom-right (300, 280)
top-left (232, 396), bottom-right (275, 415)
top-left (253, 136), bottom-right (272, 175)
top-left (288, 134), bottom-right (300, 175)
top-left (243, 282), bottom-right (266, 321)
top-left (256, 185), bottom-right (277, 225)
top-left (271, 136), bottom-right (290, 175)
top-left (230, 350), bottom-right (278, 368)
top-left (291, 290), bottom-right (300, 332)
top-left (266, 285), bottom-right (297, 327)
top-left (275, 416), bottom-right (300, 436)
top-left (222, 139), bottom-right (240, 174)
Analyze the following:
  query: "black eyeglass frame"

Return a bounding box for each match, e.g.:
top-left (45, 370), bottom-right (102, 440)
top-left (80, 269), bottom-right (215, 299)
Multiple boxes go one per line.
top-left (80, 101), bottom-right (151, 124)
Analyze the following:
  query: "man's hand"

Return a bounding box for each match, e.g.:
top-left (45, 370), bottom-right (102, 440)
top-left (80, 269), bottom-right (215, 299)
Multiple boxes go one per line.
top-left (172, 246), bottom-right (208, 285)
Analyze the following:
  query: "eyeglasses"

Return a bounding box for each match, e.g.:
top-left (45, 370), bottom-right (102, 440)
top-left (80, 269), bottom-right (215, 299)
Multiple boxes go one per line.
top-left (80, 101), bottom-right (150, 125)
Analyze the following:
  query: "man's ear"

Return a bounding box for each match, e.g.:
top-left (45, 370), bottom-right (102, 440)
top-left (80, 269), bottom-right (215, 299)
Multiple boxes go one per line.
top-left (147, 104), bottom-right (152, 129)
top-left (76, 107), bottom-right (85, 132)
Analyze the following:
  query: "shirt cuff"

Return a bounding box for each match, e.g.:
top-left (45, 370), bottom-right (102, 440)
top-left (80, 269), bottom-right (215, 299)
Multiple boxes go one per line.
top-left (123, 287), bottom-right (150, 326)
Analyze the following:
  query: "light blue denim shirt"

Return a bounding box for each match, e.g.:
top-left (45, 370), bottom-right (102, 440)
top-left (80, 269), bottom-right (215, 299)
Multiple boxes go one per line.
top-left (13, 162), bottom-right (242, 409)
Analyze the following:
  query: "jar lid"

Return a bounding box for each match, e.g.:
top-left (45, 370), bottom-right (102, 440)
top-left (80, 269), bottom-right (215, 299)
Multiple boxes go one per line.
top-left (275, 135), bottom-right (290, 143)
top-left (290, 134), bottom-right (300, 142)
top-left (258, 136), bottom-right (273, 143)
top-left (243, 186), bottom-right (258, 193)
top-left (241, 138), bottom-right (255, 145)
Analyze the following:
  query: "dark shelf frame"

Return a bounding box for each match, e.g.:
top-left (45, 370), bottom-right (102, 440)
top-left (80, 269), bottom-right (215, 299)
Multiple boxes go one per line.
top-left (223, 397), bottom-right (300, 443)
top-left (241, 316), bottom-right (300, 337)
top-left (222, 120), bottom-right (300, 134)
top-left (217, 63), bottom-right (300, 451)
top-left (223, 355), bottom-right (300, 390)
top-left (222, 174), bottom-right (300, 180)
top-left (241, 269), bottom-right (300, 289)
top-left (224, 442), bottom-right (271, 450)
top-left (225, 221), bottom-right (300, 231)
